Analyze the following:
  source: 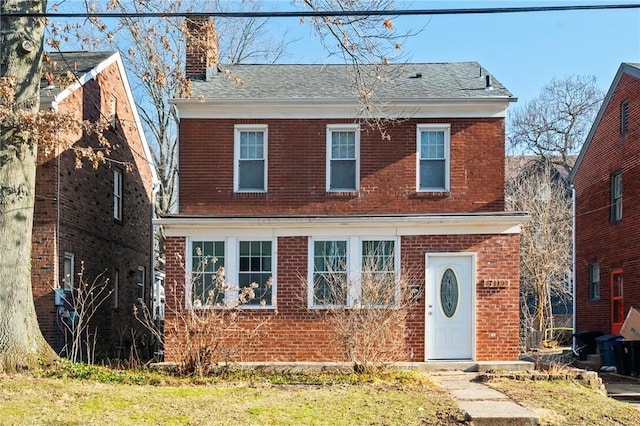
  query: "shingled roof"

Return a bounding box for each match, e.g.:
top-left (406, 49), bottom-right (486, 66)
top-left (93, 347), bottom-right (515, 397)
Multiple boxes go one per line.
top-left (190, 62), bottom-right (514, 101)
top-left (40, 51), bottom-right (117, 98)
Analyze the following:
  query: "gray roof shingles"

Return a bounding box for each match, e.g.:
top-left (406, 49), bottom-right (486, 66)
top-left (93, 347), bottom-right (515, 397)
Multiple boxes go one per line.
top-left (41, 51), bottom-right (117, 96)
top-left (190, 62), bottom-right (513, 101)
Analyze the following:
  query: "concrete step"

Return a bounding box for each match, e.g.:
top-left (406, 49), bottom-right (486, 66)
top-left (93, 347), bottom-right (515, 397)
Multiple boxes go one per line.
top-left (434, 372), bottom-right (540, 426)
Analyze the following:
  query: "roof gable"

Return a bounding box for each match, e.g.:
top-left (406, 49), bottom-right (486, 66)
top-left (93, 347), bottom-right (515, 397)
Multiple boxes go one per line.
top-left (570, 63), bottom-right (640, 183)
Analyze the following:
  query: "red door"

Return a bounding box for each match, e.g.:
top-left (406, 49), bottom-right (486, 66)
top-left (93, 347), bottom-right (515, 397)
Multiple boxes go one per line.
top-left (611, 270), bottom-right (624, 334)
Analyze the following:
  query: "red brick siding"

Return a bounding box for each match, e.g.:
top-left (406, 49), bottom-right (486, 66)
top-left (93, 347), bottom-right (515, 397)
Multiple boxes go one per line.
top-left (178, 118), bottom-right (506, 215)
top-left (32, 60), bottom-right (155, 357)
top-left (573, 71), bottom-right (640, 334)
top-left (163, 232), bottom-right (520, 362)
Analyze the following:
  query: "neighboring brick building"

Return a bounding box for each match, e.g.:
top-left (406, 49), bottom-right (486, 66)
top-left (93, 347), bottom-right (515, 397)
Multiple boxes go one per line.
top-left (32, 51), bottom-right (157, 358)
top-left (158, 36), bottom-right (526, 362)
top-left (571, 63), bottom-right (640, 336)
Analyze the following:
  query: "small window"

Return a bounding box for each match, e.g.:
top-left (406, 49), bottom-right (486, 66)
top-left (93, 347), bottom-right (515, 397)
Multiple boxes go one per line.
top-left (238, 241), bottom-right (273, 306)
top-left (109, 95), bottom-right (117, 129)
top-left (234, 125), bottom-right (267, 192)
top-left (621, 100), bottom-right (629, 134)
top-left (417, 124), bottom-right (450, 191)
top-left (191, 241), bottom-right (225, 305)
top-left (113, 169), bottom-right (123, 221)
top-left (611, 171), bottom-right (622, 223)
top-left (113, 269), bottom-right (119, 309)
top-left (136, 267), bottom-right (145, 301)
top-left (589, 263), bottom-right (600, 301)
top-left (327, 124), bottom-right (360, 192)
top-left (63, 252), bottom-right (75, 292)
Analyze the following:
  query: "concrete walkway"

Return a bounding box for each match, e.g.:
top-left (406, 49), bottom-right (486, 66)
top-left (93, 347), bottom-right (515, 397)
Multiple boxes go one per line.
top-left (433, 372), bottom-right (540, 426)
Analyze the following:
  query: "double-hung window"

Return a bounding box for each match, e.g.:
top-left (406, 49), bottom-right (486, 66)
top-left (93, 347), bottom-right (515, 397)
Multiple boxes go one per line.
top-left (63, 252), bottom-right (75, 292)
top-left (189, 239), bottom-right (274, 308)
top-left (235, 125), bottom-right (267, 192)
top-left (589, 263), bottom-right (600, 301)
top-left (327, 124), bottom-right (359, 192)
top-left (309, 237), bottom-right (398, 308)
top-left (113, 169), bottom-right (123, 221)
top-left (417, 124), bottom-right (450, 191)
top-left (191, 241), bottom-right (225, 306)
top-left (611, 171), bottom-right (622, 223)
top-left (136, 267), bottom-right (145, 301)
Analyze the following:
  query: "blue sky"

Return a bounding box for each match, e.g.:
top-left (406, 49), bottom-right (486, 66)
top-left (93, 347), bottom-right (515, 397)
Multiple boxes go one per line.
top-left (280, 0), bottom-right (640, 106)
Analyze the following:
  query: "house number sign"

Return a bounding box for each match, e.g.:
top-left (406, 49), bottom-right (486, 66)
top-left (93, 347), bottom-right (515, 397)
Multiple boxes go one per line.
top-left (482, 279), bottom-right (510, 288)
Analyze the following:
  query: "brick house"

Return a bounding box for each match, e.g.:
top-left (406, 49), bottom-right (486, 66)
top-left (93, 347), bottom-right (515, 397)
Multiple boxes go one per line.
top-left (32, 51), bottom-right (157, 358)
top-left (158, 46), bottom-right (528, 363)
top-left (571, 63), bottom-right (640, 336)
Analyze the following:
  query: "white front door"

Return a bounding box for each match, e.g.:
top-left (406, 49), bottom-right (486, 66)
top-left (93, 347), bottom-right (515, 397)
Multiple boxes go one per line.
top-left (425, 253), bottom-right (475, 360)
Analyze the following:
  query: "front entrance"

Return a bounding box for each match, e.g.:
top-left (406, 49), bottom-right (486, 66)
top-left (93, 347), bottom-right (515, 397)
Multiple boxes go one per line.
top-left (425, 253), bottom-right (475, 360)
top-left (611, 269), bottom-right (624, 334)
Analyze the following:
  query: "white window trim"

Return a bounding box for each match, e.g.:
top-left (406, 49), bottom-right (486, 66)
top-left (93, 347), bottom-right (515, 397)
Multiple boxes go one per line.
top-left (186, 237), bottom-right (277, 309)
top-left (416, 123), bottom-right (451, 192)
top-left (307, 236), bottom-right (400, 308)
top-left (63, 252), bottom-right (75, 292)
top-left (113, 169), bottom-right (123, 221)
top-left (137, 266), bottom-right (145, 301)
top-left (326, 124), bottom-right (360, 192)
top-left (234, 124), bottom-right (268, 193)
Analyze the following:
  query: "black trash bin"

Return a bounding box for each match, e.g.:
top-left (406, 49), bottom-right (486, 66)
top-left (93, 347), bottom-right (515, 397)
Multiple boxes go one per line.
top-left (595, 334), bottom-right (622, 367)
top-left (574, 331), bottom-right (604, 361)
top-left (628, 341), bottom-right (640, 376)
top-left (614, 341), bottom-right (632, 375)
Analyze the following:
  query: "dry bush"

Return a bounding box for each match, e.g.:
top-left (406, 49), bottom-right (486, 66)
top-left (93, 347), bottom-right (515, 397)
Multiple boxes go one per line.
top-left (136, 252), bottom-right (273, 376)
top-left (304, 242), bottom-right (419, 373)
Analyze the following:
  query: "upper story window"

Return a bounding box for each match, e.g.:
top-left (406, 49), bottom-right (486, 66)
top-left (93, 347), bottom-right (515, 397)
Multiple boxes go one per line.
top-left (234, 125), bottom-right (267, 192)
top-left (63, 252), bottom-right (75, 292)
top-left (611, 171), bottom-right (622, 223)
top-left (109, 95), bottom-right (117, 129)
top-left (326, 124), bottom-right (360, 192)
top-left (113, 169), bottom-right (123, 222)
top-left (309, 237), bottom-right (398, 308)
top-left (589, 263), bottom-right (600, 300)
top-left (136, 266), bottom-right (145, 301)
top-left (417, 124), bottom-right (450, 192)
top-left (621, 100), bottom-right (629, 134)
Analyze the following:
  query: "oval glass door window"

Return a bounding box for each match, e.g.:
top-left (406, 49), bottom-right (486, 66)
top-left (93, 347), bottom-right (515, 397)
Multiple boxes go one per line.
top-left (440, 268), bottom-right (459, 318)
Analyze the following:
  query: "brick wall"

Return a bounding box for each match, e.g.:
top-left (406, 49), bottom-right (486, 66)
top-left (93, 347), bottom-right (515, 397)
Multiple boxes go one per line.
top-left (573, 71), bottom-right (640, 333)
top-left (178, 117), bottom-right (506, 215)
top-left (163, 232), bottom-right (520, 362)
top-left (32, 60), bottom-right (155, 357)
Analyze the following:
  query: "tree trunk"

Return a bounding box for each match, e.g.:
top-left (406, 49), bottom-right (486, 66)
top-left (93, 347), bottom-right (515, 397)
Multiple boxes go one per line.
top-left (0, 0), bottom-right (57, 371)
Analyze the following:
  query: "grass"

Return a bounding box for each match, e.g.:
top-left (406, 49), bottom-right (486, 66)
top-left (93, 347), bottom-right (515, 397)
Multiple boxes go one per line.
top-left (3, 362), bottom-right (640, 425)
top-left (488, 376), bottom-right (640, 426)
top-left (0, 364), bottom-right (466, 426)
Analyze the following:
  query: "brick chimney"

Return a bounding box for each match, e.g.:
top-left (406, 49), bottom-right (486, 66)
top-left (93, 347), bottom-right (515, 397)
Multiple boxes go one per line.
top-left (184, 15), bottom-right (219, 80)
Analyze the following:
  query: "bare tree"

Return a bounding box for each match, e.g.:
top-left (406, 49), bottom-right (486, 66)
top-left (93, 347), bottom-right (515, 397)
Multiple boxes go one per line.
top-left (506, 159), bottom-right (572, 348)
top-left (508, 75), bottom-right (604, 174)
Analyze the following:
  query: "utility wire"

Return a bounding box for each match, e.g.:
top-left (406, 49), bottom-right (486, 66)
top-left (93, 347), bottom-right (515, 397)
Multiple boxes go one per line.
top-left (2, 3), bottom-right (640, 18)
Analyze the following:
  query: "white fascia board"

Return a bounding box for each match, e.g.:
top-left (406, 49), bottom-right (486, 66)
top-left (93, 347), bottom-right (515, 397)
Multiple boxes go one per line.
top-left (156, 213), bottom-right (529, 238)
top-left (40, 52), bottom-right (158, 184)
top-left (170, 98), bottom-right (513, 119)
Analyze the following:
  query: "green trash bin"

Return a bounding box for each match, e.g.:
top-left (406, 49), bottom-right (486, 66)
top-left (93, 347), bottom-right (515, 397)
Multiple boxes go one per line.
top-left (596, 334), bottom-right (622, 367)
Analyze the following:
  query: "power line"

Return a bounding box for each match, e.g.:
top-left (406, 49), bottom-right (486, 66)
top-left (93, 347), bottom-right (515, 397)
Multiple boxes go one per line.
top-left (2, 4), bottom-right (640, 18)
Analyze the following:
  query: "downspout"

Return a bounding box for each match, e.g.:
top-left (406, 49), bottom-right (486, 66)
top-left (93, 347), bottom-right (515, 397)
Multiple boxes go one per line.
top-left (571, 184), bottom-right (577, 352)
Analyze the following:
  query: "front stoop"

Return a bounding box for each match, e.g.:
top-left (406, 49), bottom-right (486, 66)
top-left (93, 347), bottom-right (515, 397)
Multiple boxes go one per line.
top-left (434, 372), bottom-right (540, 426)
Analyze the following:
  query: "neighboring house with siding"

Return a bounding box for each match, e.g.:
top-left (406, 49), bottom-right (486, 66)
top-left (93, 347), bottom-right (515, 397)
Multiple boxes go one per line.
top-left (571, 63), bottom-right (640, 336)
top-left (158, 24), bottom-right (527, 363)
top-left (32, 51), bottom-right (157, 359)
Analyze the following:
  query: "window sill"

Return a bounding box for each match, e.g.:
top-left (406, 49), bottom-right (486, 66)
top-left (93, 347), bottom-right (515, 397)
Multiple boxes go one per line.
top-left (326, 191), bottom-right (359, 198)
top-left (234, 191), bottom-right (267, 198)
top-left (410, 191), bottom-right (450, 199)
